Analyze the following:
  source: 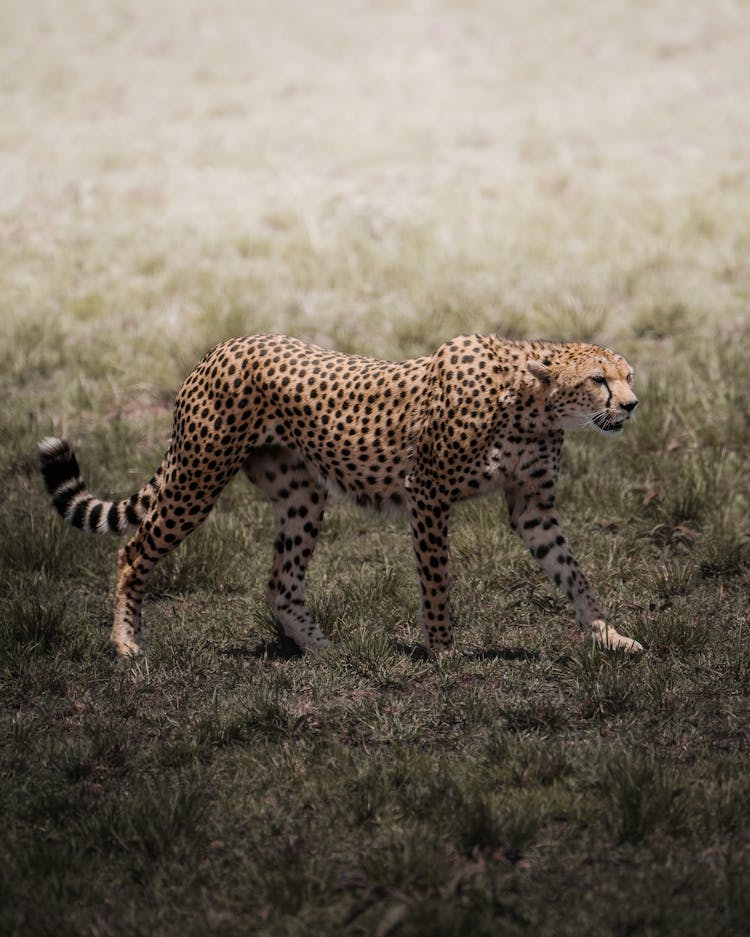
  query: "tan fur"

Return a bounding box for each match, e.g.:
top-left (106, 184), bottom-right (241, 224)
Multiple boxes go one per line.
top-left (40, 333), bottom-right (643, 657)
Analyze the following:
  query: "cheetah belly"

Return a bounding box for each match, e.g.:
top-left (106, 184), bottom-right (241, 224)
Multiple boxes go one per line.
top-left (252, 412), bottom-right (413, 514)
top-left (304, 442), bottom-right (412, 513)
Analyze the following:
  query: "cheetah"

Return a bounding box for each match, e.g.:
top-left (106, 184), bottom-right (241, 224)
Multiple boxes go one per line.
top-left (39, 333), bottom-right (643, 658)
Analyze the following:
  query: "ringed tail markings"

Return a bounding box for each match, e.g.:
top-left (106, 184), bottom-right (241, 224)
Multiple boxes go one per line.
top-left (38, 436), bottom-right (154, 535)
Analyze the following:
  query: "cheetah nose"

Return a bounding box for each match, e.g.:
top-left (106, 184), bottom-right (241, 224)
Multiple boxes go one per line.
top-left (621, 399), bottom-right (638, 413)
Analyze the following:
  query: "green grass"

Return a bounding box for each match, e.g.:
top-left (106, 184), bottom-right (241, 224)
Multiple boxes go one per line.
top-left (2, 0), bottom-right (750, 934)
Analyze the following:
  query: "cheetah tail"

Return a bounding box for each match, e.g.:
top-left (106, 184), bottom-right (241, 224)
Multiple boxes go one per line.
top-left (38, 437), bottom-right (158, 535)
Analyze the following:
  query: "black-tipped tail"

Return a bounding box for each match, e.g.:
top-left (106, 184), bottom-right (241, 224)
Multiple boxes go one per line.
top-left (38, 437), bottom-right (144, 535)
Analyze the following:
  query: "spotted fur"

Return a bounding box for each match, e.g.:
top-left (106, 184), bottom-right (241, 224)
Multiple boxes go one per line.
top-left (39, 333), bottom-right (643, 657)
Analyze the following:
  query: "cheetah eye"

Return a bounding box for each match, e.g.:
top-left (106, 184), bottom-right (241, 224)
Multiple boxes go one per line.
top-left (590, 375), bottom-right (607, 385)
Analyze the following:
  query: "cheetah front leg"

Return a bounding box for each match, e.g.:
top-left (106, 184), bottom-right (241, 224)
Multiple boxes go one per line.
top-left (406, 483), bottom-right (454, 655)
top-left (506, 487), bottom-right (643, 653)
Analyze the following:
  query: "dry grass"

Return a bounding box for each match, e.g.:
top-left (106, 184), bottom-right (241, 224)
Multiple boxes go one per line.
top-left (3, 0), bottom-right (749, 365)
top-left (2, 2), bottom-right (750, 935)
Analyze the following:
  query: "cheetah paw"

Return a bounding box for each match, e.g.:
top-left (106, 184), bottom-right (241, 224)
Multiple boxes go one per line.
top-left (591, 620), bottom-right (644, 654)
top-left (305, 637), bottom-right (332, 653)
top-left (112, 639), bottom-right (142, 658)
top-left (289, 630), bottom-right (332, 653)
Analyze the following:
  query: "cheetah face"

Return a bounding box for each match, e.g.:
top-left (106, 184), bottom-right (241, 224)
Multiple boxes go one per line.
top-left (568, 354), bottom-right (638, 434)
top-left (530, 350), bottom-right (639, 434)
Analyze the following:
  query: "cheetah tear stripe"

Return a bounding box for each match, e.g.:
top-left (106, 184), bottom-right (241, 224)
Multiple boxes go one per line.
top-left (38, 333), bottom-right (643, 658)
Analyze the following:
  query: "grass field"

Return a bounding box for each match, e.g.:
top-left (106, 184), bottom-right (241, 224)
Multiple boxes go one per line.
top-left (2, 1), bottom-right (750, 934)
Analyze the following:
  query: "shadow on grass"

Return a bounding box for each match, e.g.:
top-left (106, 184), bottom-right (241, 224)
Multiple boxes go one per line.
top-left (217, 638), bottom-right (305, 661)
top-left (241, 639), bottom-right (540, 663)
top-left (463, 645), bottom-right (539, 662)
top-left (391, 641), bottom-right (538, 663)
top-left (216, 636), bottom-right (542, 666)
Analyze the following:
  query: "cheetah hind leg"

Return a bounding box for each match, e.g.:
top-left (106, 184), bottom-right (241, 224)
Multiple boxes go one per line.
top-left (243, 448), bottom-right (331, 652)
top-left (112, 478), bottom-right (222, 656)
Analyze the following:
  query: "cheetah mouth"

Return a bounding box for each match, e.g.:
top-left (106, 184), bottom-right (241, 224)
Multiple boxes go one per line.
top-left (592, 413), bottom-right (625, 434)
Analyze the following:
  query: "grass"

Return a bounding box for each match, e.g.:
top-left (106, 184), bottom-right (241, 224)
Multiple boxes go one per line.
top-left (2, 0), bottom-right (750, 934)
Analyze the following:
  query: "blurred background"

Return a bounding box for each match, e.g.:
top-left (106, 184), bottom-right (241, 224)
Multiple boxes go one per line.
top-left (2, 0), bottom-right (748, 382)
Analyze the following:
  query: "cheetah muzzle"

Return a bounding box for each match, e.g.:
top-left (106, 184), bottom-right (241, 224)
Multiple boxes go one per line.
top-left (39, 333), bottom-right (644, 658)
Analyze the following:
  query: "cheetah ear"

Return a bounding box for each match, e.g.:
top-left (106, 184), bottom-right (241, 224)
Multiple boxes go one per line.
top-left (528, 360), bottom-right (553, 384)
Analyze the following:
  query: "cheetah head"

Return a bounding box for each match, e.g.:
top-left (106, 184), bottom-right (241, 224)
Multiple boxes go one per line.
top-left (528, 346), bottom-right (639, 434)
